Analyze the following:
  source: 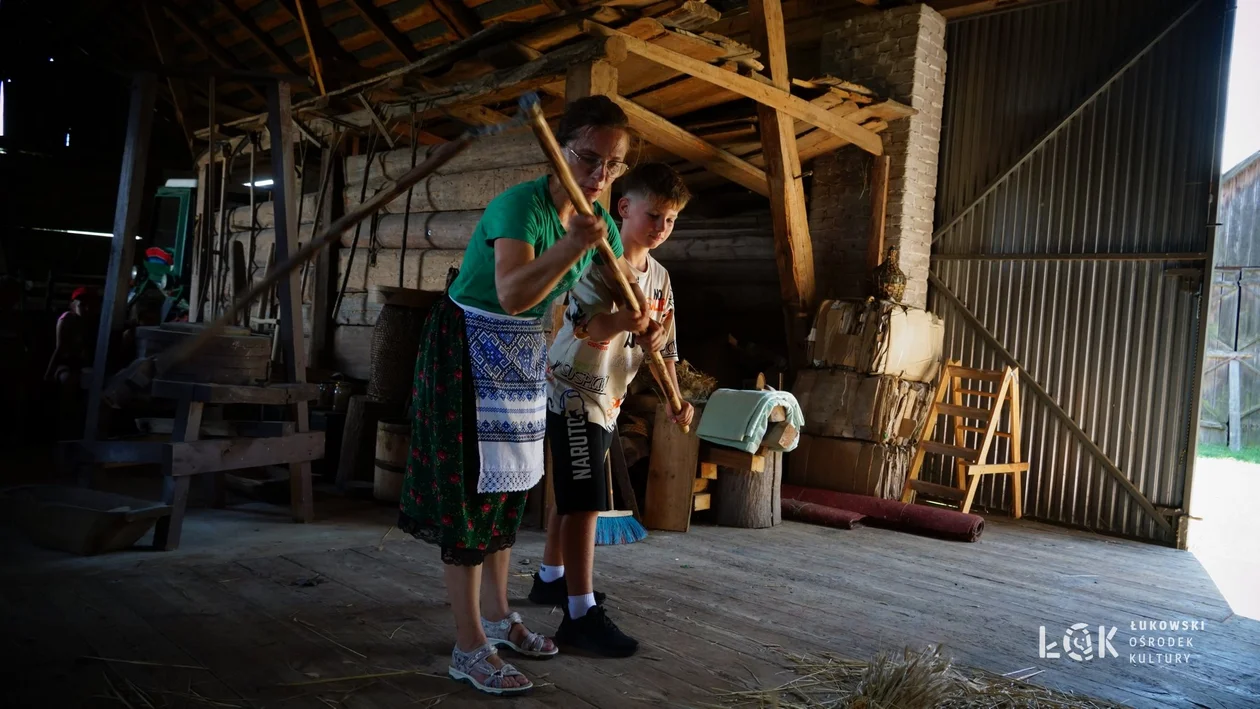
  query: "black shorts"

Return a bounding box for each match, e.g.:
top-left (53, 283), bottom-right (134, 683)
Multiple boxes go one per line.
top-left (547, 409), bottom-right (613, 514)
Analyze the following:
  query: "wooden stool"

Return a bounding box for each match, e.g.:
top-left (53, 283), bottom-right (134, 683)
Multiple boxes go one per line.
top-left (900, 361), bottom-right (1027, 517)
top-left (62, 380), bottom-right (324, 550)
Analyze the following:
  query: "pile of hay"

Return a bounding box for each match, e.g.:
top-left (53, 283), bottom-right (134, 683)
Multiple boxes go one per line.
top-left (714, 646), bottom-right (1130, 709)
top-left (676, 360), bottom-right (718, 402)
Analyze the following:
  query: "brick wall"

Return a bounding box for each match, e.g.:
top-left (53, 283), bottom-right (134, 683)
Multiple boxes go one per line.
top-left (810, 4), bottom-right (946, 309)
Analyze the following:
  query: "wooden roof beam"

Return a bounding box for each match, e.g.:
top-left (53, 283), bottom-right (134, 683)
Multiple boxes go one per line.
top-left (278, 0), bottom-right (364, 84)
top-left (143, 1), bottom-right (195, 153)
top-left (163, 3), bottom-right (267, 103)
top-left (216, 0), bottom-right (307, 78)
top-left (348, 0), bottom-right (421, 63)
top-left (611, 95), bottom-right (768, 196)
top-left (583, 21), bottom-right (883, 155)
top-left (750, 0), bottom-right (815, 345)
top-left (430, 0), bottom-right (483, 40)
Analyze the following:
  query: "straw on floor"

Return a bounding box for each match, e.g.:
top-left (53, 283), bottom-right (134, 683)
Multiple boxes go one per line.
top-left (711, 645), bottom-right (1131, 709)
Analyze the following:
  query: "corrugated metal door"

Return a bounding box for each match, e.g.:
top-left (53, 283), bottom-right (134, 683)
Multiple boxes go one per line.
top-left (927, 0), bottom-right (1232, 543)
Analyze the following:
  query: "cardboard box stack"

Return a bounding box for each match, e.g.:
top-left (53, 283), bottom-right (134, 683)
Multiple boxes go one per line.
top-left (788, 299), bottom-right (945, 498)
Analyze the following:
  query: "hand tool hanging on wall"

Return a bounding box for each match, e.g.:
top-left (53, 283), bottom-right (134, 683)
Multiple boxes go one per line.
top-left (103, 113), bottom-right (532, 409)
top-left (517, 93), bottom-right (689, 432)
top-left (399, 105), bottom-right (420, 288)
top-left (332, 130), bottom-right (380, 320)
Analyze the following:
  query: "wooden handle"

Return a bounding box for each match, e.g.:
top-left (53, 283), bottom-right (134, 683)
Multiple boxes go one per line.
top-left (522, 101), bottom-right (689, 432)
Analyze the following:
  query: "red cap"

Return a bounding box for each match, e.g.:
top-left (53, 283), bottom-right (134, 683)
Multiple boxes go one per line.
top-left (145, 247), bottom-right (174, 264)
top-left (71, 286), bottom-right (94, 302)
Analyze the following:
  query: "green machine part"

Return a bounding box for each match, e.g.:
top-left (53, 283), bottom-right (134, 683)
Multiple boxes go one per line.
top-left (154, 185), bottom-right (194, 276)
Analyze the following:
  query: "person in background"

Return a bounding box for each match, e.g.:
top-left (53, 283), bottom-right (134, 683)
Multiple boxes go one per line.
top-left (45, 286), bottom-right (95, 390)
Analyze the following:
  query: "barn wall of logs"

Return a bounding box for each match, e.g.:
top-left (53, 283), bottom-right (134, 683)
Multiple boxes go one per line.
top-left (208, 128), bottom-right (783, 384)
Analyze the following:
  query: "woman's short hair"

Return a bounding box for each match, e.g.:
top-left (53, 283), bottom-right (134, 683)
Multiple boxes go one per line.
top-left (556, 95), bottom-right (630, 146)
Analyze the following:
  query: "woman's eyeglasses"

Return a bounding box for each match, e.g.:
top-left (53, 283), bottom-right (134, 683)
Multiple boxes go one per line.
top-left (566, 147), bottom-right (629, 178)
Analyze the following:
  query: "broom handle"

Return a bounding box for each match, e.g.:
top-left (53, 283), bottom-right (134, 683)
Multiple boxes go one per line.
top-left (606, 452), bottom-right (615, 511)
top-left (522, 101), bottom-right (689, 433)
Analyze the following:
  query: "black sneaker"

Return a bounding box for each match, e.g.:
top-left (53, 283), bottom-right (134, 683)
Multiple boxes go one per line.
top-left (527, 573), bottom-right (606, 606)
top-left (556, 605), bottom-right (639, 658)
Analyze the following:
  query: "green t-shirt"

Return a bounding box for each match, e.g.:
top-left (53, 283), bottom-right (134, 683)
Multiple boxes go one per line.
top-left (448, 175), bottom-right (622, 319)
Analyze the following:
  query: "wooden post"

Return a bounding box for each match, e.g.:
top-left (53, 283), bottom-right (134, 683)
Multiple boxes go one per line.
top-left (867, 154), bottom-right (890, 272)
top-left (749, 0), bottom-right (816, 370)
top-left (565, 60), bottom-right (618, 210)
top-left (84, 73), bottom-right (157, 441)
top-left (152, 395), bottom-right (203, 551)
top-left (188, 162), bottom-right (209, 323)
top-left (307, 141), bottom-right (342, 369)
top-left (1229, 358), bottom-right (1242, 452)
top-left (267, 80), bottom-right (315, 522)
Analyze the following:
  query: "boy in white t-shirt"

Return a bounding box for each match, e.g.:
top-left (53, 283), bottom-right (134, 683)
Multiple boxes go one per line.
top-left (530, 163), bottom-right (696, 657)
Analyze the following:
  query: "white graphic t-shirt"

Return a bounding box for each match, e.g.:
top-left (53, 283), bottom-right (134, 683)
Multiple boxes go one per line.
top-left (547, 255), bottom-right (678, 430)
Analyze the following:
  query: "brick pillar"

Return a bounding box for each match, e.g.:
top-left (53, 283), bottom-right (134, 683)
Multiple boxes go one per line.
top-left (809, 4), bottom-right (946, 309)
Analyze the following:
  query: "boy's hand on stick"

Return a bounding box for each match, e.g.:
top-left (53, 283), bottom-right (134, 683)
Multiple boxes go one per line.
top-left (670, 400), bottom-right (695, 429)
top-left (641, 318), bottom-right (668, 354)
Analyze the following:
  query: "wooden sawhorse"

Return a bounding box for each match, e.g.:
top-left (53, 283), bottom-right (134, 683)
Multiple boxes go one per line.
top-left (62, 380), bottom-right (324, 550)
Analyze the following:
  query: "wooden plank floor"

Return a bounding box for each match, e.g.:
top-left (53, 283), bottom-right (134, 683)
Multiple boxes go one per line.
top-left (2, 501), bottom-right (1258, 709)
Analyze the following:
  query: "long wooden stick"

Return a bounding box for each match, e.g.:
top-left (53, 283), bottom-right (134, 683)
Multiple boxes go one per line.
top-left (520, 97), bottom-right (689, 432)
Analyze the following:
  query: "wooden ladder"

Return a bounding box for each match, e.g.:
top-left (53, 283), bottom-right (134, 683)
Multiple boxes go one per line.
top-left (900, 361), bottom-right (1028, 518)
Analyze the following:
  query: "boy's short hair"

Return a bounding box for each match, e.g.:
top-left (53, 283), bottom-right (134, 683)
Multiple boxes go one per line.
top-left (620, 163), bottom-right (691, 210)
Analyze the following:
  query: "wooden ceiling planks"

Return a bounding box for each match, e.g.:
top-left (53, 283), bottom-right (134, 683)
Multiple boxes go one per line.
top-left (168, 0), bottom-right (913, 195)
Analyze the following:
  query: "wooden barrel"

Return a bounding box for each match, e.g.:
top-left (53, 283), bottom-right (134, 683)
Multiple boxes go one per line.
top-left (373, 419), bottom-right (410, 502)
top-left (134, 323), bottom-right (270, 385)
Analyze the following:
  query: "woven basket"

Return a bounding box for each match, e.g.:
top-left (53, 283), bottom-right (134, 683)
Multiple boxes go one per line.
top-left (368, 303), bottom-right (426, 405)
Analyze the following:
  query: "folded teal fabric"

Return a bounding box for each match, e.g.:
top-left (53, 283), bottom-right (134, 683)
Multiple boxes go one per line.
top-left (696, 388), bottom-right (804, 454)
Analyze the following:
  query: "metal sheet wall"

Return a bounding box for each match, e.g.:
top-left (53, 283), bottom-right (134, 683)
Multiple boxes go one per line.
top-left (929, 0), bottom-right (1230, 542)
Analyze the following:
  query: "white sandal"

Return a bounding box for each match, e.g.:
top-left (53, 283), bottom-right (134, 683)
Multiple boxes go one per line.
top-left (481, 612), bottom-right (559, 658)
top-left (448, 643), bottom-right (533, 695)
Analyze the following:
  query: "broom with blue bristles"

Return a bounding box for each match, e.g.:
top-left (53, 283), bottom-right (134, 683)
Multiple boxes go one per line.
top-left (595, 434), bottom-right (648, 545)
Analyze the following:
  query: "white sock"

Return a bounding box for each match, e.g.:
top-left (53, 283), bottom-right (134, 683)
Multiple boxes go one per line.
top-left (539, 564), bottom-right (565, 583)
top-left (568, 593), bottom-right (597, 619)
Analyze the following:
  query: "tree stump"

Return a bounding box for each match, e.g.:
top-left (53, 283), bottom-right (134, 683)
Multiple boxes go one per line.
top-left (715, 451), bottom-right (782, 528)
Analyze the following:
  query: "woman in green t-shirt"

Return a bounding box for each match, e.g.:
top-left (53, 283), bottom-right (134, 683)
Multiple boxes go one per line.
top-left (398, 96), bottom-right (634, 694)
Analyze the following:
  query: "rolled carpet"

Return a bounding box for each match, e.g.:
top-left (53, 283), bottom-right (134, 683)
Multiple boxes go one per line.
top-left (781, 485), bottom-right (985, 542)
top-left (781, 499), bottom-right (867, 529)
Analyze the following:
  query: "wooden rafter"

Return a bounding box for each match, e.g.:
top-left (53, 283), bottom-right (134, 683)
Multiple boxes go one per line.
top-left (584, 21), bottom-right (883, 155)
top-left (348, 0), bottom-right (420, 63)
top-left (216, 0), bottom-right (306, 78)
top-left (142, 1), bottom-right (194, 152)
top-left (293, 0), bottom-right (327, 94)
top-left (749, 0), bottom-right (815, 339)
top-left (343, 0), bottom-right (512, 129)
top-left (278, 0), bottom-right (363, 83)
top-left (431, 0), bottom-right (483, 39)
top-left (163, 3), bottom-right (267, 103)
top-left (611, 96), bottom-right (769, 197)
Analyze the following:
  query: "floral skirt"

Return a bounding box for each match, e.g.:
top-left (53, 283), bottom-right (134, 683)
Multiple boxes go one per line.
top-left (397, 297), bottom-right (529, 566)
